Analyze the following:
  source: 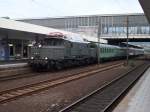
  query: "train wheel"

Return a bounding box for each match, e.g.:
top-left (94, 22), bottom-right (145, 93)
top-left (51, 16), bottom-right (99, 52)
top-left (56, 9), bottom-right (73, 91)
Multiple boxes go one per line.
top-left (47, 63), bottom-right (51, 70)
top-left (55, 62), bottom-right (62, 70)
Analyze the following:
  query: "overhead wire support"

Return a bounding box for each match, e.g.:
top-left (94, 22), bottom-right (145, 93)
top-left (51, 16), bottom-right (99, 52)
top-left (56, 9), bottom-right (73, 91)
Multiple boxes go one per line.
top-left (97, 17), bottom-right (102, 64)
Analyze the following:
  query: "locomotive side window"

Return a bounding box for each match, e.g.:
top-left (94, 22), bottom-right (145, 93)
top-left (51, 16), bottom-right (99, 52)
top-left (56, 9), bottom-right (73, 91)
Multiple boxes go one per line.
top-left (69, 42), bottom-right (73, 48)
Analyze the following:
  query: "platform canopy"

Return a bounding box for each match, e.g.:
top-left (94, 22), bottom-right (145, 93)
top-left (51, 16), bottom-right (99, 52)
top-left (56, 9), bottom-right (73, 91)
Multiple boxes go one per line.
top-left (139, 0), bottom-right (150, 23)
top-left (0, 18), bottom-right (107, 43)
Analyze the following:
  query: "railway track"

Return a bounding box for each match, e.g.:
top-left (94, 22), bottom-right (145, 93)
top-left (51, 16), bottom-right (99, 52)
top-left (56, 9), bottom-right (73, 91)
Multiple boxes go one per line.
top-left (59, 62), bottom-right (149, 112)
top-left (0, 61), bottom-right (122, 82)
top-left (0, 67), bottom-right (34, 81)
top-left (0, 62), bottom-right (123, 104)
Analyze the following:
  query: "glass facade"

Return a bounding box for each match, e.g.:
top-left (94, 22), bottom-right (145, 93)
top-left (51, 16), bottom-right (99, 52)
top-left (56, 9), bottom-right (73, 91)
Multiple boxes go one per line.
top-left (60, 14), bottom-right (150, 37)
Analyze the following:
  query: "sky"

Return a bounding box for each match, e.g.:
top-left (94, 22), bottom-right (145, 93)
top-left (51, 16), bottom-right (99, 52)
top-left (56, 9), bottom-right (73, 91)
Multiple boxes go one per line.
top-left (0, 0), bottom-right (143, 19)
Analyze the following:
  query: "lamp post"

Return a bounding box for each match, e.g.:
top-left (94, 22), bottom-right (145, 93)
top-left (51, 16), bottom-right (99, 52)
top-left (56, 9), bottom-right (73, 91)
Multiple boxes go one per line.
top-left (126, 16), bottom-right (129, 65)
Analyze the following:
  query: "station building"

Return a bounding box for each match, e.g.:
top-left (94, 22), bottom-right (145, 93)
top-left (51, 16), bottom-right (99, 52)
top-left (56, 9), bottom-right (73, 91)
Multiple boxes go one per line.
top-left (0, 30), bottom-right (34, 60)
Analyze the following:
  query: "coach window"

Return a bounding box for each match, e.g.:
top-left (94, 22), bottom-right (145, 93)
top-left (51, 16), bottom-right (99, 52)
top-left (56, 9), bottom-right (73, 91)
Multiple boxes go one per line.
top-left (101, 48), bottom-right (103, 53)
top-left (100, 48), bottom-right (102, 52)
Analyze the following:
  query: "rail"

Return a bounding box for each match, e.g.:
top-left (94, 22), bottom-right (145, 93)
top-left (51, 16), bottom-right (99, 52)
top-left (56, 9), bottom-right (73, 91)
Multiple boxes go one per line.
top-left (59, 62), bottom-right (149, 112)
top-left (0, 62), bottom-right (123, 104)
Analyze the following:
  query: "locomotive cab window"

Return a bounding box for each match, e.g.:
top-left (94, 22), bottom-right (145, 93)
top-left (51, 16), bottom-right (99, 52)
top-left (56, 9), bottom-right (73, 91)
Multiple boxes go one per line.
top-left (44, 38), bottom-right (64, 46)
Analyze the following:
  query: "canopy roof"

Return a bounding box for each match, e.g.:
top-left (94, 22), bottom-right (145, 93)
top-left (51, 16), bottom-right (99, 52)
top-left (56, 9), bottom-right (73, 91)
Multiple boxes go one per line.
top-left (139, 0), bottom-right (150, 23)
top-left (0, 17), bottom-right (107, 43)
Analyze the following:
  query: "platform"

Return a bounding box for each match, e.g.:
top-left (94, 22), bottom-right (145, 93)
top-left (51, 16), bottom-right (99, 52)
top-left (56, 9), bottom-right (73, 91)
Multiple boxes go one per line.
top-left (0, 63), bottom-right (28, 69)
top-left (113, 66), bottom-right (150, 112)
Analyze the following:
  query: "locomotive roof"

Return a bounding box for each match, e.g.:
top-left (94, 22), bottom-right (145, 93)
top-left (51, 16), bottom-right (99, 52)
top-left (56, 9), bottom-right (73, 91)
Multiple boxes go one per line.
top-left (100, 43), bottom-right (121, 49)
top-left (46, 33), bottom-right (89, 43)
top-left (47, 32), bottom-right (107, 44)
top-left (64, 34), bottom-right (89, 43)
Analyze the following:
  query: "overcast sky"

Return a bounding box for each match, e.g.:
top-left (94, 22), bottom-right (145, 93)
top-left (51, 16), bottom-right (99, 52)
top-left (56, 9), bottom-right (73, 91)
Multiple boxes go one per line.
top-left (0, 0), bottom-right (143, 19)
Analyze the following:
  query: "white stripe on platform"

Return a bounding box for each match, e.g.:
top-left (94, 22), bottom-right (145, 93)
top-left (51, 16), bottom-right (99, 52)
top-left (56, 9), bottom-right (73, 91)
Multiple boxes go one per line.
top-left (0, 63), bottom-right (27, 69)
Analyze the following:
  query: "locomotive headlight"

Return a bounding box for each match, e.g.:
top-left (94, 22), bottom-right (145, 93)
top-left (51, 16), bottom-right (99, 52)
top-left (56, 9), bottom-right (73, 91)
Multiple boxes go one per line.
top-left (45, 57), bottom-right (48, 60)
top-left (38, 44), bottom-right (42, 48)
top-left (31, 57), bottom-right (34, 59)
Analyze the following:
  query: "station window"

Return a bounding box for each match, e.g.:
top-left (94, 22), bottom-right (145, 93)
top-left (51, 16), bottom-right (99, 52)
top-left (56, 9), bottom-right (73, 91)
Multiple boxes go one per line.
top-left (101, 48), bottom-right (103, 53)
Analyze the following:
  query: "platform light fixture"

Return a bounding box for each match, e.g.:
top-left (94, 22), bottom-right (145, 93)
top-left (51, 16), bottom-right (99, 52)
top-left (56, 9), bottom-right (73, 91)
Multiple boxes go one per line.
top-left (28, 44), bottom-right (33, 47)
